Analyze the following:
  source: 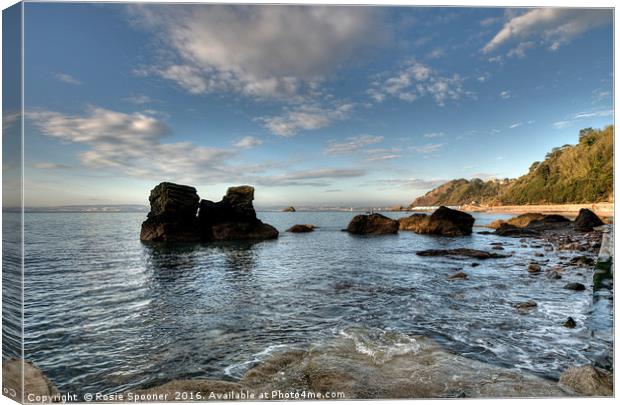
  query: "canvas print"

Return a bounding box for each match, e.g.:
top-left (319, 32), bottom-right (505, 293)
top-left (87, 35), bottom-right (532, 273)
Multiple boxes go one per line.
top-left (1, 1), bottom-right (614, 402)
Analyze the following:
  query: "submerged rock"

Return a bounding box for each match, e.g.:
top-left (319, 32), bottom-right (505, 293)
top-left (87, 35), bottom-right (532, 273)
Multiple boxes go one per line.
top-left (346, 213), bottom-right (399, 235)
top-left (2, 359), bottom-right (59, 402)
top-left (564, 282), bottom-right (586, 291)
top-left (416, 248), bottom-right (510, 259)
top-left (563, 317), bottom-right (577, 328)
top-left (399, 206), bottom-right (474, 236)
top-left (574, 209), bottom-right (604, 231)
top-left (448, 271), bottom-right (468, 280)
top-left (286, 224), bottom-right (316, 233)
top-left (527, 263), bottom-right (542, 273)
top-left (140, 182), bottom-right (201, 242)
top-left (559, 365), bottom-right (613, 396)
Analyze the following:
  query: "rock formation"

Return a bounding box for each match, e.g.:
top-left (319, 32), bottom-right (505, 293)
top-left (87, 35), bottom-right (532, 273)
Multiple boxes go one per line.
top-left (286, 224), bottom-right (315, 233)
top-left (559, 365), bottom-right (613, 396)
top-left (346, 213), bottom-right (399, 235)
top-left (574, 208), bottom-right (604, 231)
top-left (399, 206), bottom-right (474, 236)
top-left (416, 248), bottom-right (510, 259)
top-left (282, 206), bottom-right (296, 212)
top-left (2, 359), bottom-right (59, 402)
top-left (140, 182), bottom-right (200, 242)
top-left (141, 183), bottom-right (278, 242)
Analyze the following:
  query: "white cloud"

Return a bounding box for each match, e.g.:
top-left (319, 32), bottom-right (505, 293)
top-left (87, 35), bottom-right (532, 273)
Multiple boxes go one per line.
top-left (427, 47), bottom-right (445, 59)
top-left (123, 95), bottom-right (158, 105)
top-left (507, 41), bottom-right (534, 58)
top-left (234, 136), bottom-right (263, 149)
top-left (128, 4), bottom-right (386, 99)
top-left (324, 135), bottom-right (383, 155)
top-left (373, 178), bottom-right (447, 190)
top-left (256, 168), bottom-right (366, 187)
top-left (423, 132), bottom-right (444, 138)
top-left (3, 111), bottom-right (20, 132)
top-left (500, 90), bottom-right (511, 99)
top-left (412, 143), bottom-right (443, 154)
top-left (364, 148), bottom-right (401, 161)
top-left (259, 103), bottom-right (353, 136)
top-left (54, 73), bottom-right (82, 85)
top-left (483, 8), bottom-right (611, 55)
top-left (369, 61), bottom-right (473, 106)
top-left (509, 122), bottom-right (522, 129)
top-left (552, 109), bottom-right (613, 129)
top-left (32, 162), bottom-right (72, 170)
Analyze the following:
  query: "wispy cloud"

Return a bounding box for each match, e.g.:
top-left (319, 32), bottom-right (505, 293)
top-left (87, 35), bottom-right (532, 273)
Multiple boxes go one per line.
top-left (54, 73), bottom-right (82, 85)
top-left (259, 102), bottom-right (353, 136)
top-left (500, 90), bottom-right (511, 99)
top-left (509, 122), bottom-right (522, 129)
top-left (324, 135), bottom-right (383, 155)
top-left (552, 109), bottom-right (613, 129)
top-left (370, 178), bottom-right (447, 190)
top-left (123, 94), bottom-right (158, 105)
top-left (256, 168), bottom-right (366, 187)
top-left (32, 162), bottom-right (72, 170)
top-left (368, 60), bottom-right (473, 106)
top-left (423, 132), bottom-right (444, 138)
top-left (483, 8), bottom-right (611, 55)
top-left (412, 143), bottom-right (443, 154)
top-left (234, 136), bottom-right (263, 149)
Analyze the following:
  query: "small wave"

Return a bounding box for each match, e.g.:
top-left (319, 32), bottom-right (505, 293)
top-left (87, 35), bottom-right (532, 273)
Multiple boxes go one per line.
top-left (223, 344), bottom-right (290, 379)
top-left (339, 327), bottom-right (420, 363)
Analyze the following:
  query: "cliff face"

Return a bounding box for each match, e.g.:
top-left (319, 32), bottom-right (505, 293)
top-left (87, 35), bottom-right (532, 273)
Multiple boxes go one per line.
top-left (410, 126), bottom-right (613, 207)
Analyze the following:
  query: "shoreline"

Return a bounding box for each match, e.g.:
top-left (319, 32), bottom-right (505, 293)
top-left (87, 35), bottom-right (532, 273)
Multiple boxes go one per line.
top-left (455, 203), bottom-right (614, 218)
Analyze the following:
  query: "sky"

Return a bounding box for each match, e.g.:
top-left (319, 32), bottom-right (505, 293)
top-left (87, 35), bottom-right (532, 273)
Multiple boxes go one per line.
top-left (2, 2), bottom-right (614, 208)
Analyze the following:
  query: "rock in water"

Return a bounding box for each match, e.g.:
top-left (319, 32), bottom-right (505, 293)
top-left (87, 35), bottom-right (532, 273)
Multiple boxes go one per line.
top-left (140, 182), bottom-right (200, 242)
top-left (399, 206), bottom-right (474, 236)
top-left (346, 213), bottom-right (399, 235)
top-left (416, 248), bottom-right (509, 259)
top-left (199, 186), bottom-right (278, 241)
top-left (286, 224), bottom-right (315, 233)
top-left (559, 365), bottom-right (613, 396)
top-left (282, 206), bottom-right (296, 212)
top-left (2, 359), bottom-right (59, 401)
top-left (563, 317), bottom-right (577, 328)
top-left (564, 282), bottom-right (586, 291)
top-left (574, 209), bottom-right (604, 231)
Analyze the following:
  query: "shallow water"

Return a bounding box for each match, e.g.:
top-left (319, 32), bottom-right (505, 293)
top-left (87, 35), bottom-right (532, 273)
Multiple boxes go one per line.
top-left (2, 211), bottom-right (613, 394)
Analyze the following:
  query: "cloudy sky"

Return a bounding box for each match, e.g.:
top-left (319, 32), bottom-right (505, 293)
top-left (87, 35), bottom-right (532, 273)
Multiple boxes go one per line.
top-left (5, 2), bottom-right (614, 207)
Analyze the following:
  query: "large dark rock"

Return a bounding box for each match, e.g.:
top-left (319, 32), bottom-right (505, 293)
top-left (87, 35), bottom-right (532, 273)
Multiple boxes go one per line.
top-left (347, 213), bottom-right (399, 235)
top-left (494, 223), bottom-right (540, 237)
top-left (399, 206), bottom-right (474, 236)
top-left (416, 248), bottom-right (510, 259)
top-left (140, 182), bottom-right (200, 242)
top-left (199, 186), bottom-right (278, 241)
top-left (141, 183), bottom-right (278, 242)
top-left (287, 224), bottom-right (315, 233)
top-left (574, 209), bottom-right (604, 231)
top-left (282, 206), bottom-right (296, 212)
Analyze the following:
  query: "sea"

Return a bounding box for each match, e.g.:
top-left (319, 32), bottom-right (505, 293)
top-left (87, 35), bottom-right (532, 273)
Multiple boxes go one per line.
top-left (1, 211), bottom-right (613, 394)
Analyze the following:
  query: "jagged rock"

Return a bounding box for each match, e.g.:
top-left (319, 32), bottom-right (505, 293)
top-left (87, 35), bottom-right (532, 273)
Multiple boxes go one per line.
top-left (448, 271), bottom-right (468, 280)
top-left (416, 248), bottom-right (509, 259)
top-left (2, 359), bottom-right (59, 402)
top-left (282, 206), bottom-right (296, 212)
top-left (141, 183), bottom-right (278, 242)
top-left (563, 317), bottom-right (577, 328)
top-left (399, 206), bottom-right (474, 236)
top-left (346, 213), bottom-right (399, 235)
top-left (574, 209), bottom-right (604, 231)
top-left (140, 182), bottom-right (200, 242)
top-left (514, 301), bottom-right (537, 309)
top-left (199, 186), bottom-right (278, 241)
top-left (559, 365), bottom-right (613, 396)
top-left (527, 263), bottom-right (541, 273)
top-left (287, 224), bottom-right (315, 233)
top-left (495, 223), bottom-right (540, 237)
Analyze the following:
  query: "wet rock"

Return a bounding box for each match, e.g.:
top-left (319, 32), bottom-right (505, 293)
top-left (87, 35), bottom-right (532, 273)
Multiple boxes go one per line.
top-left (448, 271), bottom-right (468, 280)
top-left (495, 223), bottom-right (540, 237)
top-left (547, 271), bottom-right (562, 280)
top-left (559, 365), bottom-right (613, 396)
top-left (398, 206), bottom-right (474, 236)
top-left (286, 224), bottom-right (315, 233)
top-left (534, 253), bottom-right (545, 257)
top-left (514, 301), bottom-right (537, 309)
top-left (470, 262), bottom-right (480, 267)
top-left (569, 256), bottom-right (595, 266)
top-left (416, 248), bottom-right (510, 260)
top-left (199, 186), bottom-right (278, 241)
top-left (347, 213), bottom-right (399, 235)
top-left (128, 379), bottom-right (247, 400)
top-left (140, 182), bottom-right (200, 242)
top-left (2, 359), bottom-right (59, 402)
top-left (527, 263), bottom-right (541, 273)
top-left (574, 209), bottom-right (604, 232)
top-left (564, 282), bottom-right (586, 291)
top-left (563, 317), bottom-right (577, 328)
top-left (282, 206), bottom-right (296, 212)
top-left (492, 245), bottom-right (505, 250)
top-left (477, 231), bottom-right (493, 235)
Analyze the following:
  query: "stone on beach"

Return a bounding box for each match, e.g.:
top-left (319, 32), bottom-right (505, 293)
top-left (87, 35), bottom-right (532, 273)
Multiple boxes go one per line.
top-left (416, 248), bottom-right (510, 259)
top-left (346, 213), bottom-right (399, 235)
top-left (559, 365), bottom-right (613, 396)
top-left (573, 208), bottom-right (604, 231)
top-left (2, 359), bottom-right (59, 402)
top-left (398, 206), bottom-right (474, 236)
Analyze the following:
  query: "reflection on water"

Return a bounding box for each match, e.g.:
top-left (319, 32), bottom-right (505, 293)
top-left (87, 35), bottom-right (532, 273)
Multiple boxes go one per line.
top-left (2, 212), bottom-right (612, 394)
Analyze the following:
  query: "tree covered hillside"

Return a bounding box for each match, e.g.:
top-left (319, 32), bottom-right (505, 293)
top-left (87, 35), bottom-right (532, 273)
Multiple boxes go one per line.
top-left (410, 125), bottom-right (613, 207)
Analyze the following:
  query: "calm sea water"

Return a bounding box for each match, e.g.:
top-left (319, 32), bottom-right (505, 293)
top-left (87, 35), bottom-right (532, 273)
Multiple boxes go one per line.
top-left (2, 211), bottom-right (613, 394)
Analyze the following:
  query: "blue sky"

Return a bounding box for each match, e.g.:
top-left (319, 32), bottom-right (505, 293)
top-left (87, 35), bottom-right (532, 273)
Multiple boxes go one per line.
top-left (6, 3), bottom-right (614, 207)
